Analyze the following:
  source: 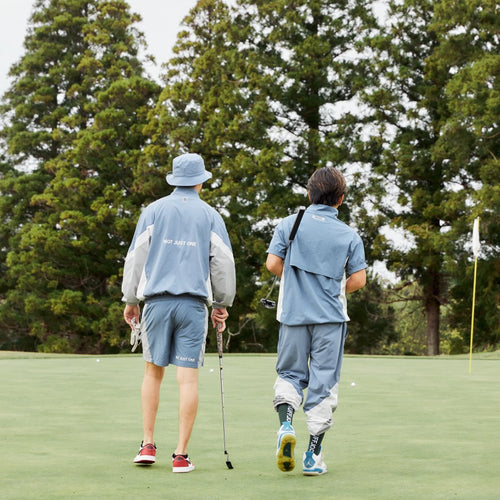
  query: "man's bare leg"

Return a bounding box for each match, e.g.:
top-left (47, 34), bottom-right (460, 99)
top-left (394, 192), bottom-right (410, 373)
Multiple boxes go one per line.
top-left (141, 361), bottom-right (165, 445)
top-left (174, 366), bottom-right (199, 455)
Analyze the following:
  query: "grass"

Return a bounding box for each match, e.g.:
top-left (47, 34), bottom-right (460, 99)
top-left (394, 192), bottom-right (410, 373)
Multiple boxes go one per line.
top-left (0, 351), bottom-right (499, 499)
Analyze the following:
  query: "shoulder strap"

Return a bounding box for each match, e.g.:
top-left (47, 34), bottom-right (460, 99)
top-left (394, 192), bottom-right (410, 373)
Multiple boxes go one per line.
top-left (288, 208), bottom-right (305, 242)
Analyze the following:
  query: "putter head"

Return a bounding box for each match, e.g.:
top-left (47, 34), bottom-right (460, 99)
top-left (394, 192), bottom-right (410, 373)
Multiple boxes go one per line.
top-left (260, 298), bottom-right (276, 309)
top-left (225, 451), bottom-right (234, 469)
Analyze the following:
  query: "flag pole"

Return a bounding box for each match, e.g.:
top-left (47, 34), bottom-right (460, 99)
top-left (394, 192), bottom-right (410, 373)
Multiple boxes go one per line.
top-left (469, 217), bottom-right (480, 374)
top-left (468, 253), bottom-right (478, 373)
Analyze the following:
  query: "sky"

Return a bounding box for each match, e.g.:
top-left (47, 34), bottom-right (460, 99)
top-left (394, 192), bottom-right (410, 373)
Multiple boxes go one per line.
top-left (0, 0), bottom-right (199, 96)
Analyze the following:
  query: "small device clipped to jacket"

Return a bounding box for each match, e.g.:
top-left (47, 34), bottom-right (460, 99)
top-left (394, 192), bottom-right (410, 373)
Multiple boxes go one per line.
top-left (260, 208), bottom-right (305, 309)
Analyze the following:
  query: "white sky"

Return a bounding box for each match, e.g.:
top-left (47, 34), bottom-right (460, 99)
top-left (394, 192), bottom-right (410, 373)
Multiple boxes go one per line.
top-left (0, 0), bottom-right (199, 96)
top-left (0, 0), bottom-right (387, 97)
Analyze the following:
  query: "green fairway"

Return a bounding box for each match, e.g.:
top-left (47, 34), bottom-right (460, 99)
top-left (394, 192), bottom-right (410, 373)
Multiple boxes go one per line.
top-left (0, 352), bottom-right (499, 499)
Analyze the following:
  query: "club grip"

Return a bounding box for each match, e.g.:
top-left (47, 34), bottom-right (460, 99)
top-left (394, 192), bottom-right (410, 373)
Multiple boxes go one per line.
top-left (216, 323), bottom-right (223, 357)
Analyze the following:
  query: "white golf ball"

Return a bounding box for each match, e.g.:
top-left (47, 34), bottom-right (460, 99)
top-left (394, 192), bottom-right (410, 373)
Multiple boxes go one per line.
top-left (210, 368), bottom-right (214, 373)
top-left (351, 382), bottom-right (356, 386)
top-left (96, 359), bottom-right (100, 363)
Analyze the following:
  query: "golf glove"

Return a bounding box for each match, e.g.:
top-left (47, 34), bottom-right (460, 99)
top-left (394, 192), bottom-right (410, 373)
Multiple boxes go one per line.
top-left (130, 318), bottom-right (142, 352)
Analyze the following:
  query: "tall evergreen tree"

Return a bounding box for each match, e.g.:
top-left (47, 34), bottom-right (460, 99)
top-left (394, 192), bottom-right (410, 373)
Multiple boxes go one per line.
top-left (143, 0), bottom-right (387, 351)
top-left (140, 0), bottom-right (279, 350)
top-left (233, 0), bottom-right (377, 207)
top-left (358, 0), bottom-right (498, 354)
top-left (357, 0), bottom-right (453, 355)
top-left (0, 0), bottom-right (159, 352)
top-left (231, 0), bottom-right (384, 349)
top-left (430, 0), bottom-right (499, 348)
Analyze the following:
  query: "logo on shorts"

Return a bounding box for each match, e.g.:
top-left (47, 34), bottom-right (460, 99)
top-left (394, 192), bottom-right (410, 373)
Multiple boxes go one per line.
top-left (176, 355), bottom-right (195, 363)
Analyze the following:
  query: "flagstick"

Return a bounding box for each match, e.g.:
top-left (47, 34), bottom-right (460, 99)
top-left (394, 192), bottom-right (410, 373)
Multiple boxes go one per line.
top-left (468, 254), bottom-right (478, 374)
top-left (469, 217), bottom-right (480, 374)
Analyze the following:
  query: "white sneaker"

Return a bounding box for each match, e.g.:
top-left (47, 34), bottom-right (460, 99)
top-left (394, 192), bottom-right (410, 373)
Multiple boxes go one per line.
top-left (302, 449), bottom-right (327, 476)
top-left (276, 422), bottom-right (296, 472)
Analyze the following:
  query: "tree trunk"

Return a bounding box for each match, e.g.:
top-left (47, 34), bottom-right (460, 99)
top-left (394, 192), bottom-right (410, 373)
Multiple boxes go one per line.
top-left (425, 277), bottom-right (441, 355)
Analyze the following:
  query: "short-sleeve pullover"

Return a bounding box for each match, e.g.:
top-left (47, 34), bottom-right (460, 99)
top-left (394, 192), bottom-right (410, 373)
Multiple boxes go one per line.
top-left (267, 204), bottom-right (366, 325)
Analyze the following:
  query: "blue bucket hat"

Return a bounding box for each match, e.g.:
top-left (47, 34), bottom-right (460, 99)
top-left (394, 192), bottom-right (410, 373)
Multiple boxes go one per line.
top-left (166, 153), bottom-right (212, 186)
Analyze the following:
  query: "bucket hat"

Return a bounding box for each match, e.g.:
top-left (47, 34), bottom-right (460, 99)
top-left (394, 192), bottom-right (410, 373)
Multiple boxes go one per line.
top-left (166, 153), bottom-right (212, 186)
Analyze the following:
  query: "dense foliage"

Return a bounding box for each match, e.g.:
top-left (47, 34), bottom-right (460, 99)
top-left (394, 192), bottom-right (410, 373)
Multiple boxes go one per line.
top-left (0, 0), bottom-right (159, 352)
top-left (351, 0), bottom-right (499, 354)
top-left (0, 0), bottom-right (497, 354)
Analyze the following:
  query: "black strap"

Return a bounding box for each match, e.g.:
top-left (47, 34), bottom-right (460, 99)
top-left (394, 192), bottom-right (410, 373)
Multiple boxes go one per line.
top-left (288, 208), bottom-right (305, 241)
top-left (260, 208), bottom-right (305, 310)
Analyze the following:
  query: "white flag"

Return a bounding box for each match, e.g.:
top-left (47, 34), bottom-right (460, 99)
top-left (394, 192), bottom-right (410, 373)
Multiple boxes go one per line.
top-left (472, 217), bottom-right (480, 258)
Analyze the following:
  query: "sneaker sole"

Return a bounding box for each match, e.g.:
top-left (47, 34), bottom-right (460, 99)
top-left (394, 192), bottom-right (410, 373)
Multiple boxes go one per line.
top-left (277, 434), bottom-right (296, 472)
top-left (134, 455), bottom-right (156, 465)
top-left (303, 468), bottom-right (327, 476)
top-left (172, 465), bottom-right (195, 473)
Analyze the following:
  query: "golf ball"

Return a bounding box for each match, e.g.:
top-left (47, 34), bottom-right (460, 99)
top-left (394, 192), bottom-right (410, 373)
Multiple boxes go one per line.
top-left (210, 368), bottom-right (214, 372)
top-left (351, 382), bottom-right (356, 386)
top-left (96, 359), bottom-right (100, 363)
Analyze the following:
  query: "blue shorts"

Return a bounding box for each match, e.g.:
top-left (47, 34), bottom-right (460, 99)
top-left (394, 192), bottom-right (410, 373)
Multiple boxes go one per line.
top-left (141, 295), bottom-right (208, 368)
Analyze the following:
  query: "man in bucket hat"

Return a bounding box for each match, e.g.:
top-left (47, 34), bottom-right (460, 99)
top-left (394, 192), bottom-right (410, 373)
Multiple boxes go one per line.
top-left (122, 153), bottom-right (236, 473)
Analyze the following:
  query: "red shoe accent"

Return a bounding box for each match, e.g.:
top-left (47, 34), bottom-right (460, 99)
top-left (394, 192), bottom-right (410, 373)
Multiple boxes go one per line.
top-left (134, 443), bottom-right (156, 464)
top-left (172, 454), bottom-right (195, 473)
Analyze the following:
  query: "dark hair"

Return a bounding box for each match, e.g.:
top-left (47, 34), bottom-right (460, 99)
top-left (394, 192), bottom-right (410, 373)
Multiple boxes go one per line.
top-left (307, 167), bottom-right (347, 206)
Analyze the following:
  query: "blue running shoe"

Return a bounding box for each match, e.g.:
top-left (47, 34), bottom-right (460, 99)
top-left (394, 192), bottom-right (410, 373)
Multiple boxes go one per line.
top-left (302, 449), bottom-right (327, 476)
top-left (276, 422), bottom-right (296, 472)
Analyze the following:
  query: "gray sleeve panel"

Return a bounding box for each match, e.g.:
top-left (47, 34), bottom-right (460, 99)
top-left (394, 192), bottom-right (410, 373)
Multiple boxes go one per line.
top-left (121, 224), bottom-right (153, 304)
top-left (209, 230), bottom-right (236, 308)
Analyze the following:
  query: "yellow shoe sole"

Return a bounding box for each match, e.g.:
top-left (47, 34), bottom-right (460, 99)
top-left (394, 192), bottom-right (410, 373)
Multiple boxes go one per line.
top-left (277, 433), bottom-right (296, 472)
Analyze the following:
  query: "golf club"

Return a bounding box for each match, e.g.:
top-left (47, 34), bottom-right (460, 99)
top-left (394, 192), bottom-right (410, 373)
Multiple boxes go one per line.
top-left (216, 322), bottom-right (234, 470)
top-left (260, 277), bottom-right (277, 309)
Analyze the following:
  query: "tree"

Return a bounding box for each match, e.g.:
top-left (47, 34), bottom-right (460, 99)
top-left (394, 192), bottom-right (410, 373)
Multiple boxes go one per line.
top-left (233, 0), bottom-right (378, 202)
top-left (142, 0), bottom-right (390, 351)
top-left (344, 275), bottom-right (399, 354)
top-left (0, 0), bottom-right (159, 352)
top-left (356, 0), bottom-right (498, 354)
top-left (430, 0), bottom-right (499, 349)
top-left (139, 0), bottom-right (274, 351)
top-left (233, 0), bottom-right (397, 350)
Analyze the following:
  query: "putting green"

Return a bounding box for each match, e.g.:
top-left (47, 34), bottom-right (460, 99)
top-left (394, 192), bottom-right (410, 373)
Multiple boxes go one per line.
top-left (0, 352), bottom-right (498, 499)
